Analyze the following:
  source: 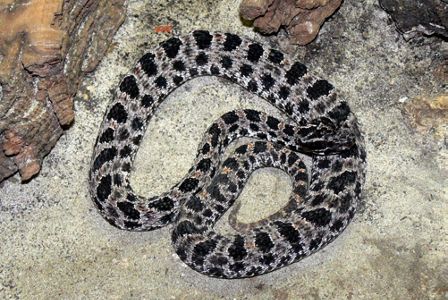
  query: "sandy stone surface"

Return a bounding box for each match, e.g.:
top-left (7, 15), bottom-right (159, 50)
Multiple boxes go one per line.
top-left (1, 0), bottom-right (447, 298)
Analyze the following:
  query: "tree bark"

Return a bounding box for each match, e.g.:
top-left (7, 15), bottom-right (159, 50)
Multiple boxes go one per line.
top-left (0, 0), bottom-right (126, 182)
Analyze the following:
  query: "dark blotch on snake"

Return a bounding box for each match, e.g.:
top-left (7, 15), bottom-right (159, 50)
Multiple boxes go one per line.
top-left (119, 145), bottom-right (132, 158)
top-left (173, 60), bottom-right (186, 71)
top-left (247, 80), bottom-right (258, 92)
top-left (328, 101), bottom-right (350, 124)
top-left (210, 255), bottom-right (228, 266)
top-left (179, 178), bottom-right (199, 193)
top-left (285, 62), bottom-right (307, 85)
top-left (127, 193), bottom-right (138, 202)
top-left (118, 128), bottom-right (129, 141)
top-left (331, 219), bottom-right (344, 232)
top-left (148, 197), bottom-right (175, 211)
top-left (173, 75), bottom-right (183, 85)
top-left (222, 111), bottom-right (239, 124)
top-left (257, 132), bottom-right (268, 140)
top-left (203, 209), bottom-right (213, 217)
top-left (307, 79), bottom-right (334, 100)
top-left (195, 52), bottom-right (208, 66)
top-left (310, 193), bottom-right (326, 206)
top-left (235, 145), bottom-right (247, 154)
top-left (283, 125), bottom-right (295, 136)
top-left (294, 172), bottom-right (308, 182)
top-left (131, 117), bottom-right (144, 131)
top-left (161, 37), bottom-right (182, 58)
top-left (309, 237), bottom-right (322, 250)
top-left (222, 157), bottom-right (238, 170)
top-left (223, 33), bottom-right (242, 51)
top-left (332, 160), bottom-right (343, 172)
top-left (193, 240), bottom-right (217, 262)
top-left (327, 171), bottom-right (357, 194)
top-left (220, 56), bottom-right (232, 69)
top-left (268, 49), bottom-right (284, 64)
top-left (253, 141), bottom-right (267, 153)
top-left (244, 109), bottom-right (261, 122)
top-left (208, 123), bottom-right (221, 147)
top-left (301, 208), bottom-right (332, 227)
top-left (260, 253), bottom-right (275, 265)
top-left (230, 262), bottom-right (246, 272)
top-left (288, 152), bottom-right (299, 166)
top-left (210, 65), bottom-right (220, 75)
top-left (207, 183), bottom-right (227, 203)
top-left (99, 128), bottom-right (114, 143)
top-left (193, 30), bottom-right (213, 49)
top-left (155, 76), bottom-right (167, 88)
top-left (132, 135), bottom-right (142, 145)
top-left (139, 52), bottom-right (158, 76)
top-left (189, 68), bottom-right (199, 77)
top-left (266, 116), bottom-right (280, 130)
top-left (228, 235), bottom-right (247, 260)
top-left (173, 220), bottom-right (202, 241)
top-left (117, 201), bottom-right (140, 220)
top-left (141, 95), bottom-right (154, 108)
top-left (113, 174), bottom-right (122, 186)
top-left (107, 103), bottom-right (127, 123)
top-left (285, 103), bottom-right (294, 116)
top-left (298, 100), bottom-right (310, 113)
top-left (261, 73), bottom-right (275, 90)
top-left (247, 43), bottom-right (264, 63)
top-left (186, 196), bottom-right (204, 212)
top-left (121, 162), bottom-right (131, 172)
top-left (202, 143), bottom-right (210, 154)
top-left (96, 174), bottom-right (112, 202)
top-left (124, 220), bottom-right (142, 229)
top-left (255, 232), bottom-right (274, 253)
top-left (93, 147), bottom-right (117, 171)
top-left (197, 158), bottom-right (212, 172)
top-left (240, 64), bottom-right (253, 77)
top-left (338, 194), bottom-right (352, 213)
top-left (279, 86), bottom-right (290, 100)
top-left (275, 221), bottom-right (301, 244)
top-left (120, 75), bottom-right (139, 99)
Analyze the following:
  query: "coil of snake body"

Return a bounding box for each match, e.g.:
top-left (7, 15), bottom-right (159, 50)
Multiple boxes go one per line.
top-left (89, 30), bottom-right (367, 279)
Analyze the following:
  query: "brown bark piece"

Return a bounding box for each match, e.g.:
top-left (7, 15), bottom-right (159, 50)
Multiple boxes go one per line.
top-left (0, 0), bottom-right (126, 182)
top-left (239, 0), bottom-right (342, 45)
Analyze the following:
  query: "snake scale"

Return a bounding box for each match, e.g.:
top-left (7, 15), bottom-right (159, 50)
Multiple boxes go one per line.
top-left (89, 30), bottom-right (366, 279)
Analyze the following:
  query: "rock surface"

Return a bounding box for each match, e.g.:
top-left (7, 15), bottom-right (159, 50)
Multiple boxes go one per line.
top-left (0, 0), bottom-right (447, 298)
top-left (380, 0), bottom-right (448, 40)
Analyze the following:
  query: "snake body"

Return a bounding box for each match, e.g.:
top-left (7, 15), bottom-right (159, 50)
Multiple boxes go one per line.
top-left (89, 30), bottom-right (366, 279)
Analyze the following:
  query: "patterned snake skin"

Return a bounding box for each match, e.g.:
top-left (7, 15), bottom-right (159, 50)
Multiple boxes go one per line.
top-left (89, 30), bottom-right (367, 279)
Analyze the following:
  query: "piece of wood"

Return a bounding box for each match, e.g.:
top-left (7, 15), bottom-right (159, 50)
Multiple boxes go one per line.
top-left (0, 0), bottom-right (126, 182)
top-left (239, 0), bottom-right (342, 45)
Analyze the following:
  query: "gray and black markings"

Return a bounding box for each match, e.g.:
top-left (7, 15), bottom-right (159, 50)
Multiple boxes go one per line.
top-left (89, 30), bottom-right (366, 278)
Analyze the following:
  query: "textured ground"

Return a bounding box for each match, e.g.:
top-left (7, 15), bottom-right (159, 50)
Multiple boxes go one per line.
top-left (1, 0), bottom-right (447, 299)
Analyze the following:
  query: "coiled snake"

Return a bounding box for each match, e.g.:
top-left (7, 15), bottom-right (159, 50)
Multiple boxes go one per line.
top-left (89, 30), bottom-right (366, 279)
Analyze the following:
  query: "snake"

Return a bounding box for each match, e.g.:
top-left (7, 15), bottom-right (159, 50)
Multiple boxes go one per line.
top-left (89, 30), bottom-right (367, 279)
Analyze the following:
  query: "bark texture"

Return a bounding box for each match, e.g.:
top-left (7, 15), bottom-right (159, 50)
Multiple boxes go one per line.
top-left (0, 0), bottom-right (126, 181)
top-left (239, 0), bottom-right (342, 45)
